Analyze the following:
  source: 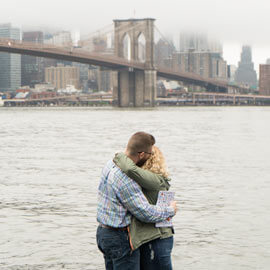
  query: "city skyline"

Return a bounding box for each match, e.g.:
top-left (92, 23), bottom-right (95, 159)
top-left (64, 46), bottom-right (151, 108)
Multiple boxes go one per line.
top-left (0, 0), bottom-right (269, 72)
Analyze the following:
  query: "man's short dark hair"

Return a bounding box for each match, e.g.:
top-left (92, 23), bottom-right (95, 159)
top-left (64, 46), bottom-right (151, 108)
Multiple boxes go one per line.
top-left (127, 132), bottom-right (155, 157)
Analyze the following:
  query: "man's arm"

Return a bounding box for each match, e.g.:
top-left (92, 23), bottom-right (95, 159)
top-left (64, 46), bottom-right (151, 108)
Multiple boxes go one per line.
top-left (115, 177), bottom-right (175, 223)
top-left (114, 153), bottom-right (169, 191)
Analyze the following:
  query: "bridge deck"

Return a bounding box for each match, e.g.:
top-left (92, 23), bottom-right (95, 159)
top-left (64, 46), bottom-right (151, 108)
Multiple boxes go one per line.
top-left (0, 38), bottom-right (243, 92)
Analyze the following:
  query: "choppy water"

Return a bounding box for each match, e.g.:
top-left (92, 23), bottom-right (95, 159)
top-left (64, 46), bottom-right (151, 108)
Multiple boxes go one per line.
top-left (0, 106), bottom-right (270, 270)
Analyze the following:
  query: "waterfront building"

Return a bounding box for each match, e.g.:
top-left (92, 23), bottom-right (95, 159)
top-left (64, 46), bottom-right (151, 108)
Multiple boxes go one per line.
top-left (235, 46), bottom-right (257, 88)
top-left (0, 23), bottom-right (21, 92)
top-left (259, 64), bottom-right (270, 95)
top-left (21, 31), bottom-right (44, 87)
top-left (45, 65), bottom-right (80, 90)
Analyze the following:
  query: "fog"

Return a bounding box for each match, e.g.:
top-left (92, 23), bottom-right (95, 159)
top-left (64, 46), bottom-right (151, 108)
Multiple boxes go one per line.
top-left (1, 0), bottom-right (269, 69)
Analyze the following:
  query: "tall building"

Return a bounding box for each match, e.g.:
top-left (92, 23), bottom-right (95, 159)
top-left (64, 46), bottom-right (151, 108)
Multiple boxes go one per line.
top-left (44, 31), bottom-right (72, 46)
top-left (179, 32), bottom-right (223, 54)
top-left (79, 35), bottom-right (110, 53)
top-left (72, 62), bottom-right (89, 91)
top-left (0, 24), bottom-right (21, 91)
top-left (227, 65), bottom-right (237, 83)
top-left (172, 51), bottom-right (227, 81)
top-left (42, 33), bottom-right (57, 68)
top-left (176, 32), bottom-right (226, 82)
top-left (45, 65), bottom-right (80, 90)
top-left (235, 46), bottom-right (257, 88)
top-left (21, 31), bottom-right (44, 87)
top-left (43, 31), bottom-right (74, 68)
top-left (211, 53), bottom-right (227, 80)
top-left (155, 39), bottom-right (176, 67)
top-left (88, 67), bottom-right (113, 92)
top-left (259, 64), bottom-right (270, 95)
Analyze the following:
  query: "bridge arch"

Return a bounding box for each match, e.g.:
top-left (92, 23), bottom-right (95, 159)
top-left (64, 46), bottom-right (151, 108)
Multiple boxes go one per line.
top-left (113, 18), bottom-right (157, 107)
top-left (114, 18), bottom-right (155, 68)
top-left (122, 33), bottom-right (131, 61)
top-left (137, 32), bottom-right (146, 62)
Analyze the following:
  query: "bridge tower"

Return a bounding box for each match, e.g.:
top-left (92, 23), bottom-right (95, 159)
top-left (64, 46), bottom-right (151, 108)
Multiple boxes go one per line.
top-left (113, 18), bottom-right (156, 107)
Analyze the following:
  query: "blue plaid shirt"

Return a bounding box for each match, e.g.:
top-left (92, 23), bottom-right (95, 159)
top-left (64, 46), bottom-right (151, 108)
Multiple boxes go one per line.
top-left (97, 159), bottom-right (175, 228)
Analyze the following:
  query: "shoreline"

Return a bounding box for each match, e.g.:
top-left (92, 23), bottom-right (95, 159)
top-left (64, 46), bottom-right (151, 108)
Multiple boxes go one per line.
top-left (1, 103), bottom-right (270, 108)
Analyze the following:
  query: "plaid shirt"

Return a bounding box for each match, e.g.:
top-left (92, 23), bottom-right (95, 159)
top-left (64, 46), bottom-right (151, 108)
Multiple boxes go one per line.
top-left (97, 159), bottom-right (174, 228)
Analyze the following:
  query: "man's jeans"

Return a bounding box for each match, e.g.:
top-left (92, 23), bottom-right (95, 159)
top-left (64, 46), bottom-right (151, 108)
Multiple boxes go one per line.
top-left (140, 236), bottom-right (174, 270)
top-left (96, 225), bottom-right (140, 270)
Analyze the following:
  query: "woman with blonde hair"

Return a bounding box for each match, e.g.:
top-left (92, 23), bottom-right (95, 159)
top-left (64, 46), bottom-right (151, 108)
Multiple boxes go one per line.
top-left (114, 145), bottom-right (174, 270)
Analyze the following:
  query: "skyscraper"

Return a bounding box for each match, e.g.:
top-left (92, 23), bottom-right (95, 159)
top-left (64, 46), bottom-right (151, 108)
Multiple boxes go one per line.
top-left (155, 39), bottom-right (176, 67)
top-left (179, 32), bottom-right (223, 54)
top-left (235, 46), bottom-right (257, 88)
top-left (0, 24), bottom-right (21, 91)
top-left (172, 51), bottom-right (227, 81)
top-left (177, 32), bottom-right (226, 81)
top-left (21, 31), bottom-right (44, 87)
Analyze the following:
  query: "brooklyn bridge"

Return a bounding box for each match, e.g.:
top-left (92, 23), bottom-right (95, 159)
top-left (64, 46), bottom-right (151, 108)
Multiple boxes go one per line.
top-left (0, 18), bottom-right (257, 107)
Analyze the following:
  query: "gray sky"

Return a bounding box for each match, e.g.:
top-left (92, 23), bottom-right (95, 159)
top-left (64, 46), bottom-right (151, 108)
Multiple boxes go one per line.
top-left (1, 0), bottom-right (269, 71)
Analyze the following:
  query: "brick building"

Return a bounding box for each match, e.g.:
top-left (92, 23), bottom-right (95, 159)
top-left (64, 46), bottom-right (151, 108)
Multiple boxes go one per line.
top-left (259, 64), bottom-right (270, 95)
top-left (45, 65), bottom-right (80, 90)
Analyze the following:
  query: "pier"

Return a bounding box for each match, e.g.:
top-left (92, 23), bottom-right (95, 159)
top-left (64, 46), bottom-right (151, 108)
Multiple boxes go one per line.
top-left (3, 92), bottom-right (270, 107)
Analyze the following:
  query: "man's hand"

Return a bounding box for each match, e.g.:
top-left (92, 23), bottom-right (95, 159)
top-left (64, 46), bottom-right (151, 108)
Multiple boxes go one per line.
top-left (169, 200), bottom-right (178, 215)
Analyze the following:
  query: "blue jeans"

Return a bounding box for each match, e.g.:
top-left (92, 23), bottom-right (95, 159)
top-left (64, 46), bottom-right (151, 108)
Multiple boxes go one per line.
top-left (96, 225), bottom-right (140, 270)
top-left (140, 236), bottom-right (174, 270)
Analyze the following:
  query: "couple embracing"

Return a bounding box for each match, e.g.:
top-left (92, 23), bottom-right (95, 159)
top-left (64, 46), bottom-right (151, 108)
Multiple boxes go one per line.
top-left (96, 132), bottom-right (178, 270)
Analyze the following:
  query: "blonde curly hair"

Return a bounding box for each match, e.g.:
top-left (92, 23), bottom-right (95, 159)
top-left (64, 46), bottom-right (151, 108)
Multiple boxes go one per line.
top-left (142, 146), bottom-right (169, 178)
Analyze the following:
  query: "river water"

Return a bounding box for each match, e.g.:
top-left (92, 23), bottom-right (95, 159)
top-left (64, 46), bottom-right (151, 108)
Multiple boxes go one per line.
top-left (0, 106), bottom-right (270, 270)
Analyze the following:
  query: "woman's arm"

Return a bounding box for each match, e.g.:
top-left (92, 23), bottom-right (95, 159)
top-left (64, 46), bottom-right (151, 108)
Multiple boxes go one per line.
top-left (113, 153), bottom-right (170, 191)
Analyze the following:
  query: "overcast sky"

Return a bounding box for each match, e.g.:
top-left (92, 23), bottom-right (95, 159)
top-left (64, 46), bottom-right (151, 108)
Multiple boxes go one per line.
top-left (1, 0), bottom-right (269, 71)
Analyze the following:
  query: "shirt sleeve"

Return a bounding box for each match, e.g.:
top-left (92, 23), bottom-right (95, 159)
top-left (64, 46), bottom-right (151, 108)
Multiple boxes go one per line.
top-left (114, 153), bottom-right (169, 191)
top-left (115, 178), bottom-right (175, 223)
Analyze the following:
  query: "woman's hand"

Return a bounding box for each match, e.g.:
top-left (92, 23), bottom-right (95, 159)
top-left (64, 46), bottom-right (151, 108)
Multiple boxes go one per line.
top-left (169, 201), bottom-right (178, 215)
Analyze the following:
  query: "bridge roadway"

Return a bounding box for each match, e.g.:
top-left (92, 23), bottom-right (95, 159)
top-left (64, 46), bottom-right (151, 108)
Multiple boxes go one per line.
top-left (0, 39), bottom-right (229, 91)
